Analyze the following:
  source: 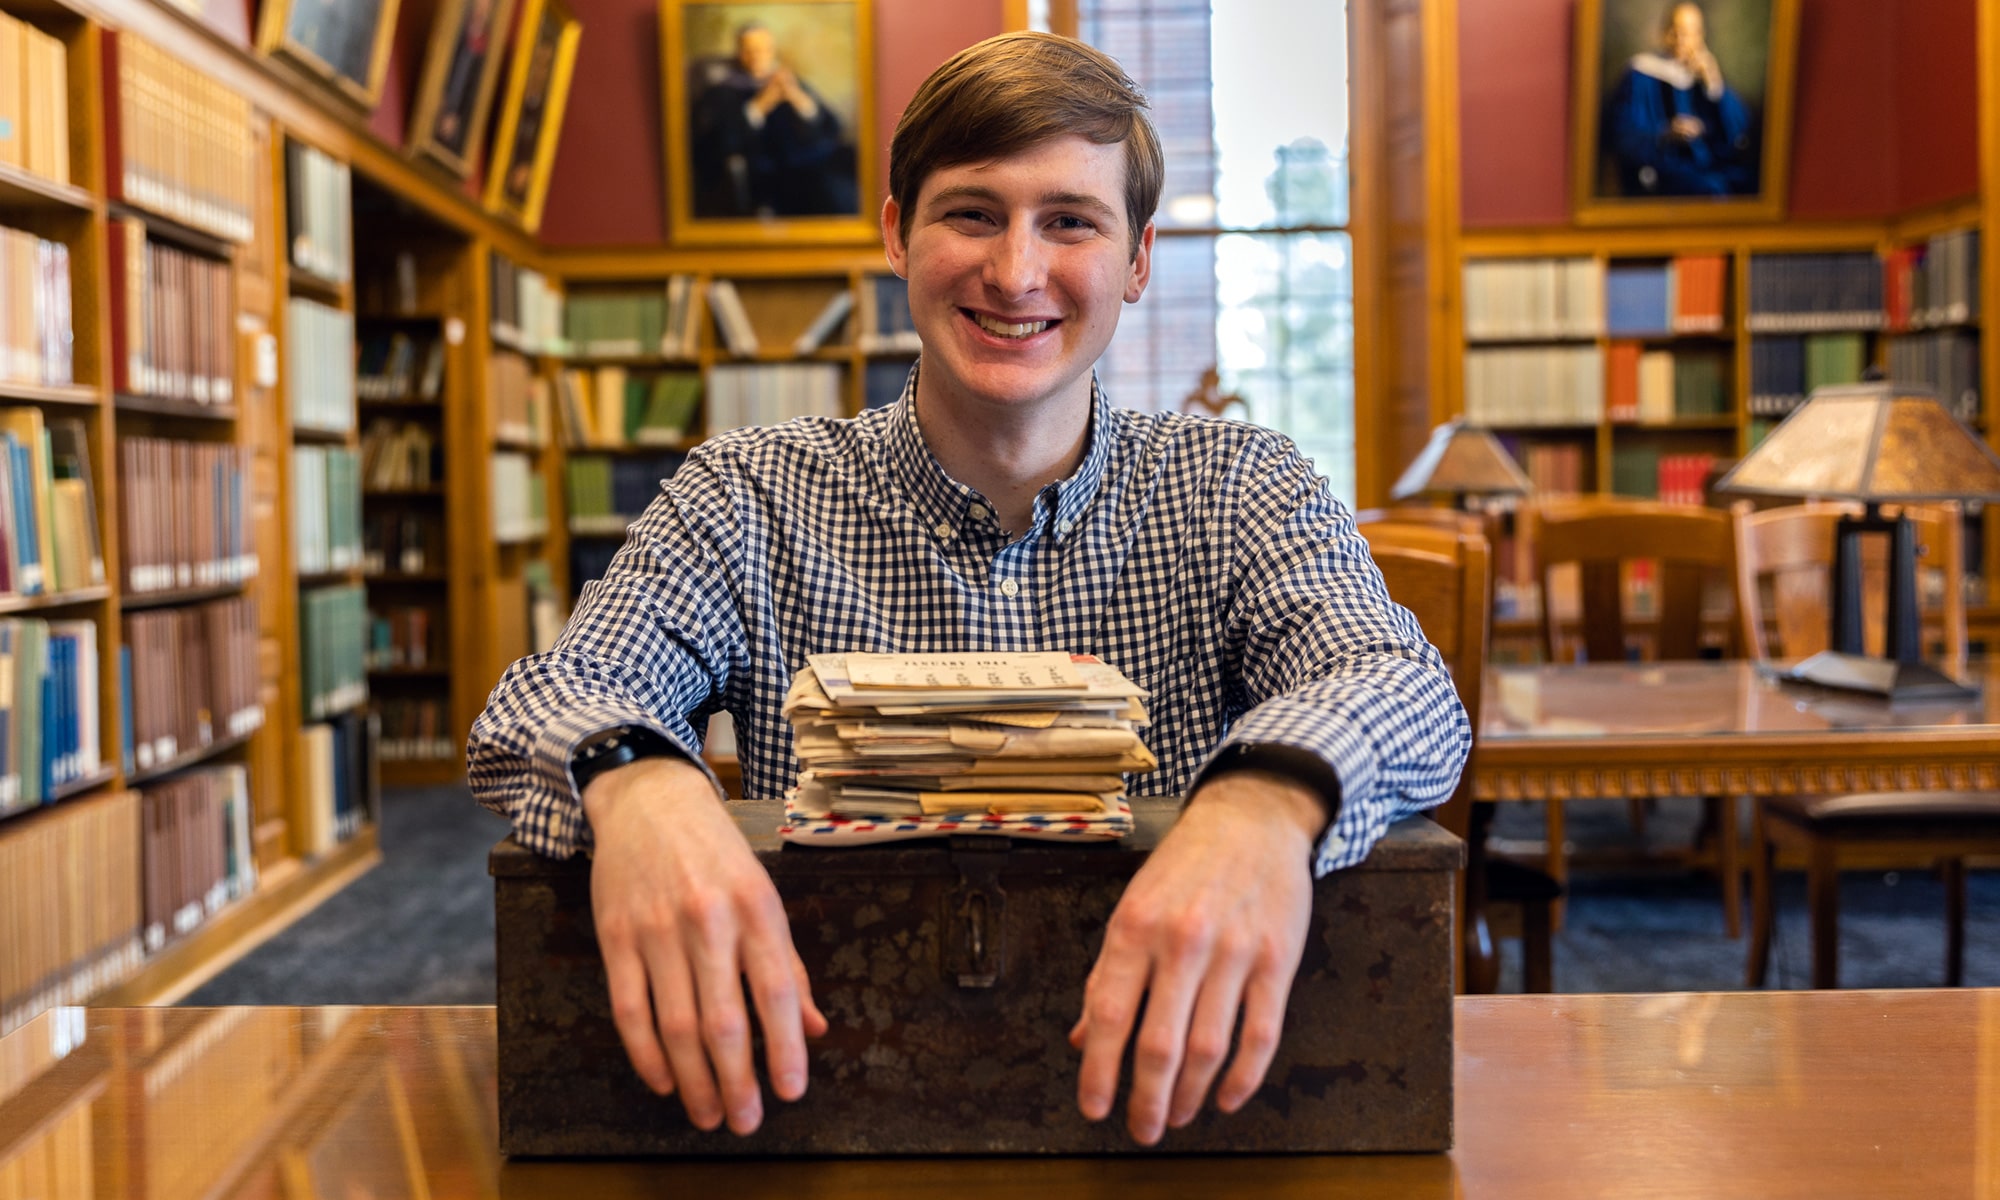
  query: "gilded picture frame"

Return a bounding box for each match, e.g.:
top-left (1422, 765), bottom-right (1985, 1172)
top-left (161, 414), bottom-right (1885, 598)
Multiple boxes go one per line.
top-left (257, 0), bottom-right (404, 112)
top-left (409, 0), bottom-right (521, 179)
top-left (660, 0), bottom-right (878, 247)
top-left (1571, 0), bottom-right (1800, 226)
top-left (483, 0), bottom-right (582, 233)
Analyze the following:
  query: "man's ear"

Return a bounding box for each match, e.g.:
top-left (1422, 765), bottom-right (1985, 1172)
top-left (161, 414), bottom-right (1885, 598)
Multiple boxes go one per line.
top-left (1124, 220), bottom-right (1156, 304)
top-left (881, 195), bottom-right (908, 279)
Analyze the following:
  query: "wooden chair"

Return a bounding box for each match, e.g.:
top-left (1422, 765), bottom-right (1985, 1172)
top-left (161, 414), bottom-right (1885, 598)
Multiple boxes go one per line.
top-left (1358, 515), bottom-right (1561, 992)
top-left (1524, 497), bottom-right (1746, 934)
top-left (1734, 500), bottom-right (2000, 988)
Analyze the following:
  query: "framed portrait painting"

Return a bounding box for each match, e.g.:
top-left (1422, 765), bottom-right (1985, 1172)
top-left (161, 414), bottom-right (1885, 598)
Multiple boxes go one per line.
top-left (257, 0), bottom-right (404, 111)
top-left (409, 0), bottom-right (521, 178)
top-left (660, 0), bottom-right (878, 247)
top-left (483, 0), bottom-right (582, 233)
top-left (1571, 0), bottom-right (1800, 225)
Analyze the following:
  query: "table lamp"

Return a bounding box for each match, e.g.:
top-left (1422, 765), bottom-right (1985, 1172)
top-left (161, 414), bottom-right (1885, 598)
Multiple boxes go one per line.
top-left (1390, 420), bottom-right (1534, 509)
top-left (1714, 381), bottom-right (2000, 700)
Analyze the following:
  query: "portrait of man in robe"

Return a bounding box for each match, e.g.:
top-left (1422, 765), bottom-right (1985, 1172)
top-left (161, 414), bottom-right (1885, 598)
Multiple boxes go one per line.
top-left (1571, 0), bottom-right (1798, 225)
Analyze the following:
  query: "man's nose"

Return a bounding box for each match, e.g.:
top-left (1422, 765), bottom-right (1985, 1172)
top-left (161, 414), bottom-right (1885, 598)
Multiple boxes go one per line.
top-left (984, 223), bottom-right (1048, 298)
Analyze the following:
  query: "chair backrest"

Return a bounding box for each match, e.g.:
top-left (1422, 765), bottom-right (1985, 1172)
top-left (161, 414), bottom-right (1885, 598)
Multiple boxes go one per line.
top-left (1357, 516), bottom-right (1490, 839)
top-left (1731, 500), bottom-right (1967, 673)
top-left (1526, 496), bottom-right (1737, 663)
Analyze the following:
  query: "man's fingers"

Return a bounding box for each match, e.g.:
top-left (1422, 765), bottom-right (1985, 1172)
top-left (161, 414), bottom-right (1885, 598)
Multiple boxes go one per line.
top-left (1167, 951), bottom-right (1253, 1128)
top-left (741, 908), bottom-right (811, 1103)
top-left (646, 941), bottom-right (726, 1131)
top-left (601, 936), bottom-right (675, 1096)
top-left (1120, 930), bottom-right (1210, 1145)
top-left (687, 913), bottom-right (763, 1134)
top-left (1214, 967), bottom-right (1291, 1113)
top-left (1075, 950), bottom-right (1148, 1123)
top-left (794, 948), bottom-right (830, 1039)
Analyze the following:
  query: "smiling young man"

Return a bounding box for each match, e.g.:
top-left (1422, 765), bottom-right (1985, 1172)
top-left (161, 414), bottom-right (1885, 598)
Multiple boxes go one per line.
top-left (468, 31), bottom-right (1468, 1147)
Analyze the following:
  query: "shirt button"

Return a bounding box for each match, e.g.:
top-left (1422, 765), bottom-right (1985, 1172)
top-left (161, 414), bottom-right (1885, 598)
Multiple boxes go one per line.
top-left (934, 522), bottom-right (953, 540)
top-left (999, 579), bottom-right (1020, 598)
top-left (1057, 520), bottom-right (1074, 536)
top-left (968, 503), bottom-right (989, 521)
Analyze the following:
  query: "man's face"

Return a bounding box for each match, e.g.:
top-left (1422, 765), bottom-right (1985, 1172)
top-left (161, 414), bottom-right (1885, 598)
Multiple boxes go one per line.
top-left (882, 135), bottom-right (1153, 422)
top-left (1668, 5), bottom-right (1706, 61)
top-left (738, 28), bottom-right (778, 79)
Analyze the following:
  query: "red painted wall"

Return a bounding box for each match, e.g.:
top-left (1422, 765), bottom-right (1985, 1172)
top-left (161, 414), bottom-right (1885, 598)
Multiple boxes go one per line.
top-left (533, 0), bottom-right (1005, 246)
top-left (1459, 0), bottom-right (1976, 228)
top-left (1892, 0), bottom-right (1979, 214)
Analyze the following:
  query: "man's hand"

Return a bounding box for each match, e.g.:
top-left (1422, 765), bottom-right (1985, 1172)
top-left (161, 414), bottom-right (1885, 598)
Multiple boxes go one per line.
top-left (583, 756), bottom-right (828, 1135)
top-left (1670, 114), bottom-right (1707, 142)
top-left (1069, 771), bottom-right (1323, 1144)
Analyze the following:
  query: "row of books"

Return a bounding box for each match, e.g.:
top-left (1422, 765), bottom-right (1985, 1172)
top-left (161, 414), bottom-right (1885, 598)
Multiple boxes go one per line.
top-left (1462, 346), bottom-right (1602, 426)
top-left (1885, 229), bottom-right (1979, 331)
top-left (1604, 344), bottom-right (1729, 423)
top-left (0, 225), bottom-right (72, 389)
top-left (140, 765), bottom-right (255, 953)
top-left (1887, 329), bottom-right (1981, 426)
top-left (122, 595), bottom-right (263, 776)
top-left (356, 330), bottom-right (445, 402)
top-left (1745, 333), bottom-right (1868, 417)
top-left (1512, 440), bottom-right (1588, 497)
top-left (291, 445), bottom-right (362, 575)
top-left (707, 363), bottom-right (844, 431)
top-left (0, 618), bottom-right (100, 815)
top-left (554, 366), bottom-right (701, 448)
top-left (118, 437), bottom-right (253, 595)
top-left (299, 712), bottom-right (375, 856)
top-left (1603, 255), bottom-right (1728, 336)
top-left (377, 697), bottom-right (455, 763)
top-left (568, 279), bottom-right (703, 359)
top-left (359, 419), bottom-right (438, 490)
top-left (287, 298), bottom-right (356, 434)
top-left (490, 351), bottom-right (553, 447)
top-left (366, 603), bottom-right (438, 671)
top-left (489, 451), bottom-right (549, 543)
top-left (0, 790), bottom-right (142, 1037)
top-left (106, 218), bottom-right (233, 404)
top-left (103, 31), bottom-right (255, 244)
top-left (0, 410), bottom-right (102, 598)
top-left (1610, 449), bottom-right (1719, 506)
top-left (565, 452), bottom-right (684, 534)
top-left (490, 255), bottom-right (563, 354)
top-left (856, 275), bottom-right (921, 354)
top-left (1744, 252), bottom-right (1884, 331)
top-left (363, 511), bottom-right (441, 576)
top-left (0, 14), bottom-right (70, 186)
top-left (1462, 257), bottom-right (1600, 340)
top-left (300, 584), bottom-right (367, 721)
top-left (284, 140), bottom-right (352, 284)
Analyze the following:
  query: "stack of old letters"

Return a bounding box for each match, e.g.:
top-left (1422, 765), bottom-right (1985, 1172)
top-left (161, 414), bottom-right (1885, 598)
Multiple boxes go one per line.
top-left (779, 651), bottom-right (1154, 845)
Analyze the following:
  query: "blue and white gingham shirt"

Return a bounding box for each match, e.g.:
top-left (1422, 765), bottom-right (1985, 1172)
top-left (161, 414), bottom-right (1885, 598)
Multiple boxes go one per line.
top-left (468, 369), bottom-right (1469, 877)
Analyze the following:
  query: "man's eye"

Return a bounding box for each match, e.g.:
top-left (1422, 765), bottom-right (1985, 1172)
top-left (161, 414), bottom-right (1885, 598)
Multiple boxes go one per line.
top-left (947, 210), bottom-right (994, 225)
top-left (1050, 215), bottom-right (1096, 233)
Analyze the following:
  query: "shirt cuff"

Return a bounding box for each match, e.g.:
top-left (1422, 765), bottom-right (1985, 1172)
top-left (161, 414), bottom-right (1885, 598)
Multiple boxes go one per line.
top-left (533, 706), bottom-right (723, 837)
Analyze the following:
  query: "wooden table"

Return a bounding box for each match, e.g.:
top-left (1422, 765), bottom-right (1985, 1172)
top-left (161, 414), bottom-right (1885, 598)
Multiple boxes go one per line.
top-left (1475, 658), bottom-right (2000, 804)
top-left (1, 993), bottom-right (1994, 1197)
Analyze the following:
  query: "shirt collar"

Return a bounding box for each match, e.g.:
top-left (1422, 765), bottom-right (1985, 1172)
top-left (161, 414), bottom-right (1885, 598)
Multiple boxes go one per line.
top-left (883, 359), bottom-right (1113, 541)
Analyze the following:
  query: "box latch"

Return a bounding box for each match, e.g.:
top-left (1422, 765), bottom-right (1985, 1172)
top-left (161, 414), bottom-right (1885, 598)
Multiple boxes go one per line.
top-left (944, 835), bottom-right (1010, 988)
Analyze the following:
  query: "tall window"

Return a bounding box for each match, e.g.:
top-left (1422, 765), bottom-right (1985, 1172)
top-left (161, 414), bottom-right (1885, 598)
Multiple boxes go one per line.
top-left (1073, 1), bottom-right (1354, 502)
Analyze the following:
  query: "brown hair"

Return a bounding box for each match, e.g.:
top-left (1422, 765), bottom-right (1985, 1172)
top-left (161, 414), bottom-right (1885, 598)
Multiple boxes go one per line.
top-left (889, 32), bottom-right (1164, 256)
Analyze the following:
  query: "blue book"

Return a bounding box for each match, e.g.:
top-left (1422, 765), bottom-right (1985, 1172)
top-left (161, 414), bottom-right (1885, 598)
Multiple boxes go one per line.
top-left (4, 436), bottom-right (38, 596)
top-left (118, 643), bottom-right (135, 776)
top-left (1605, 262), bottom-right (1673, 335)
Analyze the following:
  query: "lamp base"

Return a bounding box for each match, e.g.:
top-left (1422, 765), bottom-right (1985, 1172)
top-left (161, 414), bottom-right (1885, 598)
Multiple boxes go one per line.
top-left (1775, 651), bottom-right (1980, 703)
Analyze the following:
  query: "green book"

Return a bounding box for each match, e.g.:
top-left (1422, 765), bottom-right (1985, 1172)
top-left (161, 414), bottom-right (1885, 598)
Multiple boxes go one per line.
top-left (1805, 333), bottom-right (1866, 391)
top-left (634, 373), bottom-right (703, 444)
top-left (1610, 445), bottom-right (1661, 498)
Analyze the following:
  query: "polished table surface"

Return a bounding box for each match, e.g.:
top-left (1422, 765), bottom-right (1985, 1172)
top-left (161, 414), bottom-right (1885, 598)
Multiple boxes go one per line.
top-left (2, 992), bottom-right (1995, 1198)
top-left (1474, 657), bottom-right (2000, 801)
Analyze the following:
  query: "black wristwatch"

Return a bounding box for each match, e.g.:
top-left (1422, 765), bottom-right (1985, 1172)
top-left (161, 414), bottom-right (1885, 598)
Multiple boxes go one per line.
top-left (570, 725), bottom-right (679, 794)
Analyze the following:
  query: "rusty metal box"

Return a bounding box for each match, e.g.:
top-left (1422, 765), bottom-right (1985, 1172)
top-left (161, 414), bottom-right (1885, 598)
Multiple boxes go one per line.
top-left (490, 798), bottom-right (1461, 1156)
